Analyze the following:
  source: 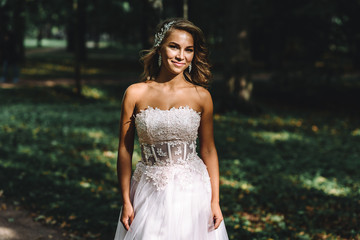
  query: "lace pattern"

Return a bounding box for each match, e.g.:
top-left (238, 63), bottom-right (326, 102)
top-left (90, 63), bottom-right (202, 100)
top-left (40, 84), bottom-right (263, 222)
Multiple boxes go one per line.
top-left (135, 106), bottom-right (201, 144)
top-left (133, 106), bottom-right (210, 191)
top-left (133, 154), bottom-right (210, 191)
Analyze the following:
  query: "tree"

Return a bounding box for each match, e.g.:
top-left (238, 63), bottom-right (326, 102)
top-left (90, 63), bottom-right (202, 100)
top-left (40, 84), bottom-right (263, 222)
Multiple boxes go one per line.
top-left (0, 0), bottom-right (26, 63)
top-left (73, 0), bottom-right (87, 95)
top-left (222, 0), bottom-right (253, 109)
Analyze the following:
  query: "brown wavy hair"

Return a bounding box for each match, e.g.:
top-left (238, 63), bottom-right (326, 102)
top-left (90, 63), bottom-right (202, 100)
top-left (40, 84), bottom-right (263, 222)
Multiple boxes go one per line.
top-left (140, 18), bottom-right (211, 88)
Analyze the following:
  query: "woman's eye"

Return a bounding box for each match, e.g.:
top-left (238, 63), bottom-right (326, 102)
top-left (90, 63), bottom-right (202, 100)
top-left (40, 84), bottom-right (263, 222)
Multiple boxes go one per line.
top-left (186, 49), bottom-right (194, 52)
top-left (170, 45), bottom-right (178, 49)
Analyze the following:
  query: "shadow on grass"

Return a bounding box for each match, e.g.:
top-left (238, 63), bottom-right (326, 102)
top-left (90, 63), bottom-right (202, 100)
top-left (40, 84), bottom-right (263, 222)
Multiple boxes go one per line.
top-left (0, 85), bottom-right (130, 239)
top-left (215, 112), bottom-right (360, 239)
top-left (0, 85), bottom-right (359, 239)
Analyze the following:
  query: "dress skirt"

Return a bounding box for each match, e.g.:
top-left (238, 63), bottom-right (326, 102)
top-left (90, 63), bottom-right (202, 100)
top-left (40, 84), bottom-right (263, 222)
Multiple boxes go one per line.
top-left (114, 159), bottom-right (229, 240)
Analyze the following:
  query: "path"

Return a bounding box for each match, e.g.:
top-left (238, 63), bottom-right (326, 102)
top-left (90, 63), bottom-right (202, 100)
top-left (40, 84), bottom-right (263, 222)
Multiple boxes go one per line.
top-left (0, 199), bottom-right (66, 240)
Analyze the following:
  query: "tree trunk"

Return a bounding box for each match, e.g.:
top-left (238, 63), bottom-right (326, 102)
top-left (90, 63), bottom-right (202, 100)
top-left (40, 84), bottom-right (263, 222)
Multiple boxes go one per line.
top-left (73, 0), bottom-right (87, 96)
top-left (0, 5), bottom-right (9, 62)
top-left (66, 23), bottom-right (75, 52)
top-left (13, 0), bottom-right (25, 63)
top-left (76, 0), bottom-right (87, 61)
top-left (37, 28), bottom-right (43, 48)
top-left (65, 0), bottom-right (75, 52)
top-left (223, 0), bottom-right (253, 110)
top-left (93, 32), bottom-right (100, 49)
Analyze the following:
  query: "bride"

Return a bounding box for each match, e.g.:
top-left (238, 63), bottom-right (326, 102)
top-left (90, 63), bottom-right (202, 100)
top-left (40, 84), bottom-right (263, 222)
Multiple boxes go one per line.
top-left (114, 18), bottom-right (229, 240)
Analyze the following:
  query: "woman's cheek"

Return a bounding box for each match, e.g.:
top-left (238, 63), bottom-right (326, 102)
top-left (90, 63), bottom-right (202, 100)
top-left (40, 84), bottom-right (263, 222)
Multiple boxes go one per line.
top-left (186, 53), bottom-right (194, 61)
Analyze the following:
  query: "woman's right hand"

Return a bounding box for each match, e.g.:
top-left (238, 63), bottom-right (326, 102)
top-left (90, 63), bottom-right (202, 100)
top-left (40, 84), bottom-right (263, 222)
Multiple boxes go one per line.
top-left (121, 202), bottom-right (134, 230)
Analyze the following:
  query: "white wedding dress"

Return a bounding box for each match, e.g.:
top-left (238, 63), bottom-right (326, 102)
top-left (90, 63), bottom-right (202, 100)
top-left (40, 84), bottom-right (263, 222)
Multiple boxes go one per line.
top-left (114, 106), bottom-right (229, 240)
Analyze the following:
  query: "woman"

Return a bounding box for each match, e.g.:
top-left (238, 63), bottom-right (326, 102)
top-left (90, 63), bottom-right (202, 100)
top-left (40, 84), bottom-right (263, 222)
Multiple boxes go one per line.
top-left (114, 18), bottom-right (229, 240)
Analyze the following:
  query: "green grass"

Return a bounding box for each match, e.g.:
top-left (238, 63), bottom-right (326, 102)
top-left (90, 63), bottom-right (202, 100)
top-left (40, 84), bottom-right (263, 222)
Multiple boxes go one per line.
top-left (0, 84), bottom-right (359, 239)
top-left (25, 38), bottom-right (67, 48)
top-left (216, 110), bottom-right (360, 239)
top-left (22, 41), bottom-right (142, 81)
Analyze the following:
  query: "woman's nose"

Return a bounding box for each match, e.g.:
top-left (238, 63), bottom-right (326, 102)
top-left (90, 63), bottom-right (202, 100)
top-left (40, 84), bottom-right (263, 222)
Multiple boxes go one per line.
top-left (176, 50), bottom-right (184, 60)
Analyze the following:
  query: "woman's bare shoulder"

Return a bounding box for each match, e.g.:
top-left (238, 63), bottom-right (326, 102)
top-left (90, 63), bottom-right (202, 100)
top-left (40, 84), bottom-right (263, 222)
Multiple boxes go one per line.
top-left (126, 82), bottom-right (148, 93)
top-left (191, 86), bottom-right (213, 112)
top-left (193, 86), bottom-right (212, 101)
top-left (124, 82), bottom-right (149, 98)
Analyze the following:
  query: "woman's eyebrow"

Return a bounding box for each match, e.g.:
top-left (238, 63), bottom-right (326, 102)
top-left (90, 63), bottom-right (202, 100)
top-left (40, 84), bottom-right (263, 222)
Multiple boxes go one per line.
top-left (168, 42), bottom-right (194, 48)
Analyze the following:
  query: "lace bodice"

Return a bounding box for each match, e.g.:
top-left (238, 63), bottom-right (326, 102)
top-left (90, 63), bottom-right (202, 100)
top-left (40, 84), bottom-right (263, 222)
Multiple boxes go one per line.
top-left (133, 106), bottom-right (210, 191)
top-left (135, 106), bottom-right (200, 144)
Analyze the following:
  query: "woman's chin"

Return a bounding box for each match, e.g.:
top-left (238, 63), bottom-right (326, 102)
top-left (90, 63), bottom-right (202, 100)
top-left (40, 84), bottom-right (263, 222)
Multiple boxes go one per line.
top-left (167, 68), bottom-right (185, 75)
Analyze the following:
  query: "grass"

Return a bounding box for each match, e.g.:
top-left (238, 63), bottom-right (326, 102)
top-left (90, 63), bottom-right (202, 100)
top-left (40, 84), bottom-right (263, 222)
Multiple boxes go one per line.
top-left (0, 84), bottom-right (359, 240)
top-left (22, 39), bottom-right (142, 81)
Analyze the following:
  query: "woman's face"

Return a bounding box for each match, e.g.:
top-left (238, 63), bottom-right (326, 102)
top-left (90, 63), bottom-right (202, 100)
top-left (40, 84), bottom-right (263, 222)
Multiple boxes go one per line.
top-left (159, 29), bottom-right (194, 75)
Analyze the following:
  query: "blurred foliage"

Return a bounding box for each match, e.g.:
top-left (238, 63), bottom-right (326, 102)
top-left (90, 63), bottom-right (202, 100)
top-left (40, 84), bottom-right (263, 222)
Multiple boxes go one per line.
top-left (1, 0), bottom-right (359, 80)
top-left (0, 83), bottom-right (359, 239)
top-left (21, 47), bottom-right (142, 80)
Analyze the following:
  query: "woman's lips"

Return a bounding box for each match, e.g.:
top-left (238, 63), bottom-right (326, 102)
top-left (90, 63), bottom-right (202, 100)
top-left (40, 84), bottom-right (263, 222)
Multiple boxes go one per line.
top-left (172, 61), bottom-right (185, 67)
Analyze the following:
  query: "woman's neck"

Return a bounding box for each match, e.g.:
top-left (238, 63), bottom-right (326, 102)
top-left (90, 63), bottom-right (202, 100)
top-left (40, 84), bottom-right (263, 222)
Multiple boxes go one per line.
top-left (156, 68), bottom-right (185, 87)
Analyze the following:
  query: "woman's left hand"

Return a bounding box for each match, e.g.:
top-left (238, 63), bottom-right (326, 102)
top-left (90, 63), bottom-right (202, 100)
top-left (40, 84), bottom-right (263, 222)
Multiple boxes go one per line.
top-left (211, 201), bottom-right (224, 229)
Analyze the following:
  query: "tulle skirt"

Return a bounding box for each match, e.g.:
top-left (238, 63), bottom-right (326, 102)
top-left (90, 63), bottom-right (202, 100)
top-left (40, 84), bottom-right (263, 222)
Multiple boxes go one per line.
top-left (114, 160), bottom-right (229, 240)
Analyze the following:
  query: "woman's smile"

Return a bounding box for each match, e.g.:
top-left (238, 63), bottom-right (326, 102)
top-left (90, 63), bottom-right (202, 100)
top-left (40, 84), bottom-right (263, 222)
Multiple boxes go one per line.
top-left (171, 61), bottom-right (185, 67)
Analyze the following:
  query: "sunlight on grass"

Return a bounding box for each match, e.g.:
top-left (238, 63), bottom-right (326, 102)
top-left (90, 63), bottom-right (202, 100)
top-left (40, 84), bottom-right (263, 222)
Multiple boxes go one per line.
top-left (82, 86), bottom-right (106, 99)
top-left (25, 38), bottom-right (66, 48)
top-left (17, 145), bottom-right (33, 156)
top-left (351, 128), bottom-right (360, 136)
top-left (103, 151), bottom-right (116, 159)
top-left (82, 68), bottom-right (102, 74)
top-left (288, 174), bottom-right (353, 196)
top-left (220, 176), bottom-right (255, 192)
top-left (21, 67), bottom-right (54, 75)
top-left (228, 211), bottom-right (286, 234)
top-left (79, 181), bottom-right (91, 189)
top-left (88, 130), bottom-right (106, 139)
top-left (247, 115), bottom-right (304, 128)
top-left (250, 131), bottom-right (305, 143)
top-left (22, 63), bottom-right (74, 74)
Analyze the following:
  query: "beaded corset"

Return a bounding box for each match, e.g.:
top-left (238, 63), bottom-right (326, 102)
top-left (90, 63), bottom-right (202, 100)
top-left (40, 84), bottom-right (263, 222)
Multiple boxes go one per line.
top-left (133, 106), bottom-right (210, 191)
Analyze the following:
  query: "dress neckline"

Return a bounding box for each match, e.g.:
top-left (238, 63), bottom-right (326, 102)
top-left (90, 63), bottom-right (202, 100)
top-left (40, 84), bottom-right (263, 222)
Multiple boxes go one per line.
top-left (135, 105), bottom-right (201, 118)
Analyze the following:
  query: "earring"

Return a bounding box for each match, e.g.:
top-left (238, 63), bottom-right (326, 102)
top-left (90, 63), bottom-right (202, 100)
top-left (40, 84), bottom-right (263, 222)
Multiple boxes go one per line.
top-left (158, 55), bottom-right (162, 67)
top-left (188, 63), bottom-right (192, 73)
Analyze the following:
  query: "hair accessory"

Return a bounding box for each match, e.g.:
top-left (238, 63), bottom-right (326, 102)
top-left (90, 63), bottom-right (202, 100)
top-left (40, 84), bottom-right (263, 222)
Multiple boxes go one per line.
top-left (158, 54), bottom-right (162, 67)
top-left (188, 63), bottom-right (192, 73)
top-left (154, 21), bottom-right (176, 47)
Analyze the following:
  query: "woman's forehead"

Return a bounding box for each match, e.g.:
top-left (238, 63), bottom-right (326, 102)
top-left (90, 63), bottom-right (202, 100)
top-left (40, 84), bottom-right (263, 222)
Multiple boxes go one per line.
top-left (165, 29), bottom-right (194, 46)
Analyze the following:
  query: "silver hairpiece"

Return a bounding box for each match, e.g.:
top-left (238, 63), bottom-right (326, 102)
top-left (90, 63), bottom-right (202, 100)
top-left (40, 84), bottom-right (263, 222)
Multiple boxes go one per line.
top-left (154, 21), bottom-right (176, 47)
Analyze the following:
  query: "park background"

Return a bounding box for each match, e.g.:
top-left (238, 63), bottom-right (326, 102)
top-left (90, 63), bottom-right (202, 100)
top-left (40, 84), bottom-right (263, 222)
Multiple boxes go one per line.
top-left (0, 0), bottom-right (359, 239)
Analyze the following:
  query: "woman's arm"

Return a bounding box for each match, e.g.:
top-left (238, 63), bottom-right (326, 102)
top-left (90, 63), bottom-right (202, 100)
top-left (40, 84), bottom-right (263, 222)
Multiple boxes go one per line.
top-left (117, 86), bottom-right (137, 230)
top-left (198, 89), bottom-right (224, 229)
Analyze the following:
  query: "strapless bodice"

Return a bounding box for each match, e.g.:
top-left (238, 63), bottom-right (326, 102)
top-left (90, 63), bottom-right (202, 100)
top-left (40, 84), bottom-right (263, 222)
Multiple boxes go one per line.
top-left (135, 106), bottom-right (201, 166)
top-left (135, 106), bottom-right (201, 144)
